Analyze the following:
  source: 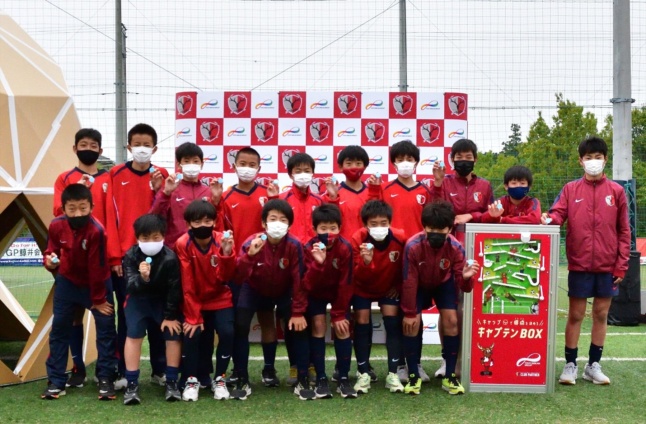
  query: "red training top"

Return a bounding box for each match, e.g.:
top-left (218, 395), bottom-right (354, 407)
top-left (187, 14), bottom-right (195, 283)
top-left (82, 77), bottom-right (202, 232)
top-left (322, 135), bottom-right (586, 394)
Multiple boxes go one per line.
top-left (480, 195), bottom-right (541, 224)
top-left (216, 183), bottom-right (269, 251)
top-left (433, 174), bottom-right (493, 221)
top-left (323, 182), bottom-right (370, 241)
top-left (53, 168), bottom-right (111, 227)
top-left (278, 185), bottom-right (324, 243)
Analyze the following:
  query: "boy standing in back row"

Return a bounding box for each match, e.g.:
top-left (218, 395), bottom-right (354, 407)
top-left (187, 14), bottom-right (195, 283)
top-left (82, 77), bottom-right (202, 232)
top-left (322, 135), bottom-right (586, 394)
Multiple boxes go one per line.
top-left (542, 137), bottom-right (630, 385)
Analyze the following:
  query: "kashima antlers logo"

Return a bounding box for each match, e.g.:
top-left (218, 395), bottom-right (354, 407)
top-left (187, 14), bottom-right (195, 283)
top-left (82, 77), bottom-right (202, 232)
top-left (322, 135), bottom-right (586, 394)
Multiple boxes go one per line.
top-left (254, 122), bottom-right (275, 142)
top-left (309, 122), bottom-right (330, 143)
top-left (448, 95), bottom-right (467, 116)
top-left (389, 251), bottom-right (400, 262)
top-left (364, 122), bottom-right (385, 143)
top-left (337, 94), bottom-right (358, 115)
top-left (605, 195), bottom-right (615, 206)
top-left (227, 149), bottom-right (239, 169)
top-left (282, 94), bottom-right (303, 115)
top-left (310, 177), bottom-right (325, 194)
top-left (282, 149), bottom-right (301, 166)
top-left (227, 94), bottom-right (248, 115)
top-left (393, 95), bottom-right (413, 115)
top-left (439, 258), bottom-right (450, 270)
top-left (279, 258), bottom-right (289, 269)
top-left (177, 95), bottom-right (193, 115)
top-left (420, 123), bottom-right (441, 144)
top-left (473, 192), bottom-right (482, 202)
top-left (200, 122), bottom-right (220, 142)
top-left (210, 255), bottom-right (218, 267)
top-left (416, 194), bottom-right (426, 205)
top-left (258, 196), bottom-right (268, 206)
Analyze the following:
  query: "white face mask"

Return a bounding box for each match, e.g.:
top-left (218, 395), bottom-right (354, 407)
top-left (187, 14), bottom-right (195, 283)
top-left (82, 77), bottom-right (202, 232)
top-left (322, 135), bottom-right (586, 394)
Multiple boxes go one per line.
top-left (583, 159), bottom-right (605, 176)
top-left (266, 221), bottom-right (289, 240)
top-left (236, 166), bottom-right (258, 183)
top-left (138, 240), bottom-right (164, 257)
top-left (293, 173), bottom-right (313, 188)
top-left (181, 164), bottom-right (202, 178)
top-left (368, 226), bottom-right (389, 242)
top-left (396, 161), bottom-right (415, 178)
top-left (131, 146), bottom-right (153, 164)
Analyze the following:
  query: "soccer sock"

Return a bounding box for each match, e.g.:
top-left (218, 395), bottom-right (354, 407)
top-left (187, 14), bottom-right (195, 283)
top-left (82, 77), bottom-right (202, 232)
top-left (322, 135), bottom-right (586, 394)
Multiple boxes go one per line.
top-left (310, 336), bottom-right (326, 380)
top-left (589, 343), bottom-right (603, 365)
top-left (334, 337), bottom-right (352, 380)
top-left (444, 335), bottom-right (460, 377)
top-left (403, 335), bottom-right (420, 378)
top-left (165, 366), bottom-right (179, 383)
top-left (262, 341), bottom-right (278, 370)
top-left (565, 346), bottom-right (578, 365)
top-left (125, 369), bottom-right (140, 385)
top-left (367, 315), bottom-right (374, 364)
top-left (441, 348), bottom-right (446, 360)
top-left (284, 329), bottom-right (296, 368)
top-left (353, 323), bottom-right (372, 374)
top-left (417, 325), bottom-right (424, 365)
top-left (383, 316), bottom-right (403, 374)
top-left (70, 324), bottom-right (86, 373)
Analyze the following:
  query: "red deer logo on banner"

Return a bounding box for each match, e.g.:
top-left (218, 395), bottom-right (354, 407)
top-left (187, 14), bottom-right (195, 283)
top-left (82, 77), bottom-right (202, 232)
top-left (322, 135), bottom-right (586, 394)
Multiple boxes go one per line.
top-left (254, 122), bottom-right (275, 143)
top-left (177, 95), bottom-right (193, 115)
top-left (228, 94), bottom-right (248, 115)
top-left (337, 94), bottom-right (358, 115)
top-left (364, 122), bottom-right (385, 143)
top-left (421, 122), bottom-right (441, 144)
top-left (281, 148), bottom-right (301, 166)
top-left (309, 122), bottom-right (330, 143)
top-left (282, 94), bottom-right (303, 115)
top-left (448, 95), bottom-right (467, 116)
top-left (227, 149), bottom-right (239, 169)
top-left (393, 95), bottom-right (414, 116)
top-left (200, 121), bottom-right (220, 142)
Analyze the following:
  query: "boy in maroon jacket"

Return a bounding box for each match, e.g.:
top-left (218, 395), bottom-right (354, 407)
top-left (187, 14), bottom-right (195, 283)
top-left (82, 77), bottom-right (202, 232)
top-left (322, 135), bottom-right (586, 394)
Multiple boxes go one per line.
top-left (41, 185), bottom-right (117, 400)
top-left (303, 204), bottom-right (356, 399)
top-left (401, 201), bottom-right (479, 396)
top-left (542, 137), bottom-right (630, 386)
top-left (175, 200), bottom-right (236, 402)
top-left (481, 165), bottom-right (541, 224)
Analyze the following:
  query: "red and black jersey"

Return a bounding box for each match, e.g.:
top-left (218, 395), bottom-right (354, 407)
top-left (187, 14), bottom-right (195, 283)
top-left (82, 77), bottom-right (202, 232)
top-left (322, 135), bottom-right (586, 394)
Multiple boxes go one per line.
top-left (278, 185), bottom-right (325, 243)
top-left (44, 216), bottom-right (110, 306)
top-left (433, 174), bottom-right (493, 222)
top-left (174, 230), bottom-right (236, 325)
top-left (369, 180), bottom-right (435, 239)
top-left (323, 182), bottom-right (370, 241)
top-left (401, 232), bottom-right (471, 318)
top-left (106, 161), bottom-right (169, 265)
top-left (236, 232), bottom-right (308, 317)
top-left (303, 236), bottom-right (353, 322)
top-left (217, 183), bottom-right (269, 250)
top-left (481, 195), bottom-right (541, 224)
top-left (351, 227), bottom-right (406, 299)
top-left (53, 168), bottom-right (111, 226)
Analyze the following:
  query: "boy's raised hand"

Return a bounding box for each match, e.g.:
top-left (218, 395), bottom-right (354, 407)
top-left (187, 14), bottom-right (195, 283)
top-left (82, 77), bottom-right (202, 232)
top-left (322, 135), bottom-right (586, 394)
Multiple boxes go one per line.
top-left (209, 177), bottom-right (223, 204)
top-left (288, 316), bottom-right (307, 332)
top-left (247, 234), bottom-right (266, 257)
top-left (359, 243), bottom-right (374, 265)
top-left (540, 212), bottom-right (553, 225)
top-left (77, 174), bottom-right (93, 187)
top-left (432, 161), bottom-right (446, 185)
top-left (161, 319), bottom-right (182, 336)
top-left (221, 231), bottom-right (234, 256)
top-left (463, 259), bottom-right (480, 280)
top-left (92, 301), bottom-right (114, 316)
top-left (366, 174), bottom-right (382, 186)
top-left (150, 169), bottom-right (164, 192)
top-left (139, 261), bottom-right (151, 282)
top-left (267, 180), bottom-right (280, 198)
top-left (45, 253), bottom-right (60, 270)
top-left (311, 242), bottom-right (326, 264)
top-left (488, 200), bottom-right (504, 218)
top-left (323, 177), bottom-right (338, 200)
top-left (163, 173), bottom-right (180, 195)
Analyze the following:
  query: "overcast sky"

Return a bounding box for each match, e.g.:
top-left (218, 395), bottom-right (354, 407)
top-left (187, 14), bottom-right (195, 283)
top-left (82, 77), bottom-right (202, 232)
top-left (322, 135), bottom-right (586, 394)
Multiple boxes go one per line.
top-left (3, 0), bottom-right (646, 168)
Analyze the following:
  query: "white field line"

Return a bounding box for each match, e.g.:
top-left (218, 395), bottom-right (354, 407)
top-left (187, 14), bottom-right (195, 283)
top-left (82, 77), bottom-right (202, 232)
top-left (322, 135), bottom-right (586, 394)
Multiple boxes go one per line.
top-left (140, 356), bottom-right (646, 362)
top-left (5, 280), bottom-right (53, 289)
top-left (556, 332), bottom-right (646, 336)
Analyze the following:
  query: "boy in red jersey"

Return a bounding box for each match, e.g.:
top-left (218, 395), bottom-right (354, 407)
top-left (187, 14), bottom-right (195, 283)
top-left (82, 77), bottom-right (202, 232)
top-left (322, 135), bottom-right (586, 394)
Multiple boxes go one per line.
top-left (481, 165), bottom-right (541, 224)
top-left (542, 137), bottom-right (630, 386)
top-left (41, 185), bottom-right (117, 401)
top-left (401, 201), bottom-right (479, 396)
top-left (232, 199), bottom-right (314, 401)
top-left (303, 204), bottom-right (356, 399)
top-left (52, 128), bottom-right (110, 388)
top-left (351, 200), bottom-right (406, 394)
top-left (175, 200), bottom-right (236, 402)
top-left (105, 123), bottom-right (169, 388)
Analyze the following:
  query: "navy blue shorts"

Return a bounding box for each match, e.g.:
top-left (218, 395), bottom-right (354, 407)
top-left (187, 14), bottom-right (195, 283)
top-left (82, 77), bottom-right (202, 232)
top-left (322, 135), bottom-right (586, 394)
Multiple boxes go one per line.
top-left (568, 271), bottom-right (618, 298)
top-left (124, 295), bottom-right (181, 341)
top-left (417, 277), bottom-right (458, 312)
top-left (237, 282), bottom-right (292, 318)
top-left (351, 294), bottom-right (399, 311)
top-left (307, 297), bottom-right (351, 320)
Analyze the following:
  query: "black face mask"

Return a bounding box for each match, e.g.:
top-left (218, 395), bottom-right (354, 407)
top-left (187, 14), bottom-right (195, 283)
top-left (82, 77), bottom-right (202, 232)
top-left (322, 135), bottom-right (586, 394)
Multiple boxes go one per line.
top-left (191, 225), bottom-right (213, 240)
top-left (76, 149), bottom-right (100, 166)
top-left (427, 232), bottom-right (447, 249)
top-left (453, 160), bottom-right (475, 177)
top-left (68, 215), bottom-right (90, 230)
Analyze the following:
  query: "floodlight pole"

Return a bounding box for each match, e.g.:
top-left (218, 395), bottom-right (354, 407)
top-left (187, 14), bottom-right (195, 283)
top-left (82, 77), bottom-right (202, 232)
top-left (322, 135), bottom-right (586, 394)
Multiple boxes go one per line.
top-left (398, 0), bottom-right (408, 92)
top-left (115, 0), bottom-right (128, 164)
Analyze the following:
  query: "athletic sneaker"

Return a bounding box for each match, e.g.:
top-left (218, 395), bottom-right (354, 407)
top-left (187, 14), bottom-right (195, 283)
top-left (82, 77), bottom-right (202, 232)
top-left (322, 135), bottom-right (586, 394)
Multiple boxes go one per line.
top-left (286, 366), bottom-right (298, 386)
top-left (182, 377), bottom-right (199, 402)
top-left (225, 369), bottom-right (239, 387)
top-left (418, 363), bottom-right (431, 383)
top-left (583, 362), bottom-right (610, 385)
top-left (165, 380), bottom-right (182, 402)
top-left (367, 365), bottom-right (378, 382)
top-left (385, 372), bottom-right (405, 393)
top-left (231, 378), bottom-right (252, 400)
top-left (41, 383), bottom-right (66, 400)
top-left (151, 373), bottom-right (166, 386)
top-left (434, 359), bottom-right (446, 378)
top-left (66, 366), bottom-right (87, 388)
top-left (441, 373), bottom-right (465, 395)
top-left (558, 362), bottom-right (578, 385)
top-left (294, 378), bottom-right (316, 400)
top-left (98, 377), bottom-right (116, 400)
top-left (404, 375), bottom-right (422, 395)
top-left (354, 372), bottom-right (371, 394)
top-left (114, 374), bottom-right (128, 391)
top-left (397, 365), bottom-right (409, 384)
top-left (308, 365), bottom-right (317, 386)
top-left (331, 367), bottom-right (339, 382)
top-left (314, 377), bottom-right (333, 399)
top-left (213, 376), bottom-right (230, 400)
top-left (123, 382), bottom-right (141, 405)
top-left (261, 367), bottom-right (280, 387)
top-left (336, 377), bottom-right (357, 399)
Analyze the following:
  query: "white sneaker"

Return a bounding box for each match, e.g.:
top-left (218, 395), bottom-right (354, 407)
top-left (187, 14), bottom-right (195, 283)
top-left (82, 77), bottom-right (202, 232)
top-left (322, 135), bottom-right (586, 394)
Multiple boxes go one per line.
top-left (434, 359), bottom-right (446, 378)
top-left (182, 377), bottom-right (200, 401)
top-left (353, 372), bottom-right (371, 394)
top-left (213, 376), bottom-right (230, 400)
top-left (385, 372), bottom-right (404, 393)
top-left (396, 365), bottom-right (409, 384)
top-left (151, 373), bottom-right (166, 386)
top-left (583, 362), bottom-right (610, 385)
top-left (418, 364), bottom-right (431, 383)
top-left (114, 375), bottom-right (128, 391)
top-left (558, 362), bottom-right (578, 385)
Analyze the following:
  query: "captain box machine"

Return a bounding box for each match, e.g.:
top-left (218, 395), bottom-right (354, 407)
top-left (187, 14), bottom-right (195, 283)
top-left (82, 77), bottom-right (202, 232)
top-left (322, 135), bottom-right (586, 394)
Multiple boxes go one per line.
top-left (461, 224), bottom-right (560, 393)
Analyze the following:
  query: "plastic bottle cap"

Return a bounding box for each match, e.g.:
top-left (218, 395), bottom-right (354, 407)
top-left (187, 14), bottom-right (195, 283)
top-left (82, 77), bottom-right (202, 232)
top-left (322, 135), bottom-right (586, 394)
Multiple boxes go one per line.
top-left (176, 174), bottom-right (183, 181)
top-left (273, 179), bottom-right (279, 186)
top-left (145, 257), bottom-right (152, 264)
top-left (467, 259), bottom-right (474, 266)
top-left (366, 243), bottom-right (374, 250)
top-left (217, 178), bottom-right (223, 184)
top-left (223, 231), bottom-right (231, 239)
top-left (438, 160), bottom-right (445, 168)
top-left (545, 217), bottom-right (552, 224)
top-left (149, 167), bottom-right (155, 173)
top-left (375, 172), bottom-right (381, 179)
top-left (331, 176), bottom-right (337, 183)
top-left (88, 176), bottom-right (95, 183)
top-left (318, 242), bottom-right (326, 250)
top-left (51, 257), bottom-right (60, 264)
top-left (496, 203), bottom-right (503, 210)
top-left (260, 234), bottom-right (267, 241)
